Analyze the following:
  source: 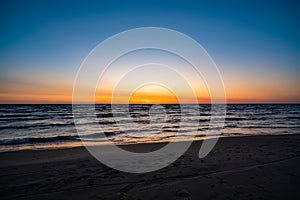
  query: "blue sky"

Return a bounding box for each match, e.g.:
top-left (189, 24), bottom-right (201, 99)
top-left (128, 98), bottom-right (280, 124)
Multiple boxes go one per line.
top-left (0, 0), bottom-right (299, 103)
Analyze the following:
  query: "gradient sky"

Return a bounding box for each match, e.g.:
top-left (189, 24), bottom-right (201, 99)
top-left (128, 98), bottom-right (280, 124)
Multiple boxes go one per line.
top-left (0, 0), bottom-right (299, 103)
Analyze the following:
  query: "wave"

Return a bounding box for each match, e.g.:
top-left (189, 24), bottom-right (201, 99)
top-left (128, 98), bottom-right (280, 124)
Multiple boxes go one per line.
top-left (0, 135), bottom-right (80, 145)
top-left (225, 117), bottom-right (247, 121)
top-left (0, 122), bottom-right (75, 130)
top-left (285, 116), bottom-right (300, 120)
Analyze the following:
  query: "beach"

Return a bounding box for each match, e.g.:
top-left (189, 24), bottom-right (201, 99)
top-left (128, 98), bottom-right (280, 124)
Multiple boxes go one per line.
top-left (1, 134), bottom-right (300, 200)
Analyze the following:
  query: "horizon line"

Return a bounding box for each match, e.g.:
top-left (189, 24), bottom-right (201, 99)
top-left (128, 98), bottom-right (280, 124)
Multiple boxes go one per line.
top-left (0, 102), bottom-right (299, 105)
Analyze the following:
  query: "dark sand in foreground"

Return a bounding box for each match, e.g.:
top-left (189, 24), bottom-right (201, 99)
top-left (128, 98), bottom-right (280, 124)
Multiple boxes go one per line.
top-left (1, 134), bottom-right (300, 200)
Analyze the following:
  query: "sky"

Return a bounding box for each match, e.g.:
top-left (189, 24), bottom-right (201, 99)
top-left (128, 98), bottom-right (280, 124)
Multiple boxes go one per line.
top-left (0, 0), bottom-right (299, 104)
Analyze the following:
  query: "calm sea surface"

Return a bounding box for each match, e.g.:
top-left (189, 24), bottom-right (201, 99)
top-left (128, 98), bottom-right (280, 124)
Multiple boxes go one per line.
top-left (0, 104), bottom-right (299, 151)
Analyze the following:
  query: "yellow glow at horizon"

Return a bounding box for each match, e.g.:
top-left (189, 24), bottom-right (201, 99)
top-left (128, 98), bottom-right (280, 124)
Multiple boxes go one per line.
top-left (128, 85), bottom-right (179, 104)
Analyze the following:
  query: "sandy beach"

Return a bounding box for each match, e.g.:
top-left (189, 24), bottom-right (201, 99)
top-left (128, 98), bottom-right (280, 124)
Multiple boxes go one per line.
top-left (1, 134), bottom-right (300, 200)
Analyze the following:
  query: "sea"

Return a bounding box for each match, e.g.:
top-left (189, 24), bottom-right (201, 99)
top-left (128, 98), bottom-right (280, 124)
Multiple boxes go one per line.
top-left (0, 104), bottom-right (299, 152)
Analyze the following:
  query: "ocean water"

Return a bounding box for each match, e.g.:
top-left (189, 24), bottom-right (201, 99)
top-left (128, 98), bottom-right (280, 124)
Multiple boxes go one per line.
top-left (0, 104), bottom-right (299, 151)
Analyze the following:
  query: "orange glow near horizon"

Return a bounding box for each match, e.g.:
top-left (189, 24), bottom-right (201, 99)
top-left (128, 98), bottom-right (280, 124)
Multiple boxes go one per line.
top-left (1, 85), bottom-right (300, 104)
top-left (0, 76), bottom-right (299, 104)
top-left (95, 84), bottom-right (207, 104)
top-left (1, 93), bottom-right (299, 104)
top-left (1, 88), bottom-right (300, 104)
top-left (129, 85), bottom-right (180, 104)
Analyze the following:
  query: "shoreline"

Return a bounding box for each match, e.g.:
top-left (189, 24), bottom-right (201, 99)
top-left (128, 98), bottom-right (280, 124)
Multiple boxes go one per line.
top-left (1, 133), bottom-right (300, 153)
top-left (1, 133), bottom-right (300, 199)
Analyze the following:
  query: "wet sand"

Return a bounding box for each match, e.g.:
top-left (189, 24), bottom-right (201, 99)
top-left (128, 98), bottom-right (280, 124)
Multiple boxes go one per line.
top-left (1, 134), bottom-right (300, 200)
